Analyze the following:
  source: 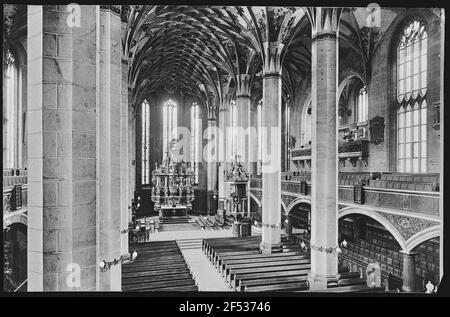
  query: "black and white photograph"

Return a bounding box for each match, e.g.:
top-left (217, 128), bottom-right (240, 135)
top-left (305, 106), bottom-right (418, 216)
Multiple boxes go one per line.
top-left (2, 3), bottom-right (447, 299)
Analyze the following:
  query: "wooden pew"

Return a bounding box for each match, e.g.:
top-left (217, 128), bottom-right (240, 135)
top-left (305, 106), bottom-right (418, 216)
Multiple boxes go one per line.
top-left (219, 254), bottom-right (309, 274)
top-left (122, 240), bottom-right (197, 292)
top-left (122, 272), bottom-right (194, 286)
top-left (298, 285), bottom-right (384, 293)
top-left (123, 276), bottom-right (196, 291)
top-left (245, 281), bottom-right (309, 292)
top-left (239, 274), bottom-right (309, 292)
top-left (232, 268), bottom-right (311, 290)
top-left (223, 258), bottom-right (311, 278)
top-left (227, 263), bottom-right (311, 285)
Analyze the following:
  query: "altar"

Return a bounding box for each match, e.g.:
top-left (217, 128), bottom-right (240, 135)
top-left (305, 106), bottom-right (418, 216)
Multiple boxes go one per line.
top-left (160, 205), bottom-right (188, 218)
top-left (151, 153), bottom-right (195, 219)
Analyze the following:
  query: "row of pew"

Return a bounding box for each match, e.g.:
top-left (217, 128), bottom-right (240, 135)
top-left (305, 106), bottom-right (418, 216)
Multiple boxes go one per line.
top-left (122, 240), bottom-right (198, 292)
top-left (203, 236), bottom-right (310, 292)
top-left (203, 236), bottom-right (372, 292)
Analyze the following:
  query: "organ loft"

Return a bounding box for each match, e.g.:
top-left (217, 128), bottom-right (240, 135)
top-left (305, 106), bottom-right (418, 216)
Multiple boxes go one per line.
top-left (2, 5), bottom-right (445, 294)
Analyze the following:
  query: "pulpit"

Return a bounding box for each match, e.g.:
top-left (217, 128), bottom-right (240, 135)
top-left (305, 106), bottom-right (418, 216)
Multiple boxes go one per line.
top-left (151, 154), bottom-right (195, 218)
top-left (225, 159), bottom-right (249, 218)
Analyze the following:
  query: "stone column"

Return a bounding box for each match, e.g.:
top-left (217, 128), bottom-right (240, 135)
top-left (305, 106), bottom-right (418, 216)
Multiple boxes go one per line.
top-left (120, 55), bottom-right (129, 256)
top-left (206, 110), bottom-right (218, 216)
top-left (236, 74), bottom-right (252, 217)
top-left (307, 8), bottom-right (341, 290)
top-left (27, 5), bottom-right (97, 291)
top-left (236, 75), bottom-right (252, 167)
top-left (401, 251), bottom-right (417, 292)
top-left (96, 6), bottom-right (122, 291)
top-left (250, 104), bottom-right (259, 175)
top-left (218, 104), bottom-right (229, 217)
top-left (285, 214), bottom-right (293, 240)
top-left (129, 97), bottom-right (135, 221)
top-left (260, 42), bottom-right (283, 254)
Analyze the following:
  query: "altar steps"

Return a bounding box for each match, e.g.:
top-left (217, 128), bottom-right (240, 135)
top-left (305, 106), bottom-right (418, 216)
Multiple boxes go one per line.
top-left (159, 216), bottom-right (190, 225)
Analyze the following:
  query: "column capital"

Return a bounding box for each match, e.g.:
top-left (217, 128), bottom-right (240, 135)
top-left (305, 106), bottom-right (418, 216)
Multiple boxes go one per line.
top-left (236, 74), bottom-right (252, 97)
top-left (207, 104), bottom-right (219, 121)
top-left (306, 7), bottom-right (342, 40)
top-left (263, 41), bottom-right (284, 76)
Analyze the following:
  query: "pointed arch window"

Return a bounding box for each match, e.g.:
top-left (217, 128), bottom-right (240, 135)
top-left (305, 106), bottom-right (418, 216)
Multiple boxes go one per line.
top-left (4, 50), bottom-right (20, 169)
top-left (191, 102), bottom-right (201, 184)
top-left (284, 102), bottom-right (291, 171)
top-left (397, 20), bottom-right (427, 173)
top-left (230, 100), bottom-right (238, 159)
top-left (257, 99), bottom-right (263, 174)
top-left (300, 101), bottom-right (312, 147)
top-left (162, 99), bottom-right (178, 155)
top-left (141, 99), bottom-right (150, 185)
top-left (357, 85), bottom-right (368, 123)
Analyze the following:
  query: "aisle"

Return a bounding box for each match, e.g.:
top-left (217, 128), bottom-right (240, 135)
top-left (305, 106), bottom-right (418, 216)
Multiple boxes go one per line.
top-left (178, 240), bottom-right (231, 292)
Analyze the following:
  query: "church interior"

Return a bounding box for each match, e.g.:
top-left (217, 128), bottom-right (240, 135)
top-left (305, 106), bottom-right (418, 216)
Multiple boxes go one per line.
top-left (2, 5), bottom-right (444, 293)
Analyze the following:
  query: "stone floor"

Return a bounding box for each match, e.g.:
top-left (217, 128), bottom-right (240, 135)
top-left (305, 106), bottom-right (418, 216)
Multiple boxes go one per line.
top-left (135, 223), bottom-right (265, 291)
top-left (178, 240), bottom-right (231, 292)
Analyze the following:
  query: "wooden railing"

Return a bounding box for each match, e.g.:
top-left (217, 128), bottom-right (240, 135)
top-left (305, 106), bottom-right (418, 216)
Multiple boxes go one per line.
top-left (249, 172), bottom-right (440, 217)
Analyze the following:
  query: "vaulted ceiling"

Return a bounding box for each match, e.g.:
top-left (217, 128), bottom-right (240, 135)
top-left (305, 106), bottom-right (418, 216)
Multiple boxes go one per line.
top-left (124, 6), bottom-right (313, 107)
top-left (3, 5), bottom-right (424, 110)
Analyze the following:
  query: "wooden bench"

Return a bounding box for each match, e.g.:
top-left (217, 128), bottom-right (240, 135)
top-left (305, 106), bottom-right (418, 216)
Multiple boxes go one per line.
top-left (245, 281), bottom-right (309, 292)
top-left (238, 273), bottom-right (309, 291)
top-left (223, 257), bottom-right (310, 278)
top-left (233, 268), bottom-right (311, 289)
top-left (122, 272), bottom-right (193, 286)
top-left (122, 276), bottom-right (196, 291)
top-left (298, 285), bottom-right (384, 293)
top-left (227, 263), bottom-right (311, 285)
top-left (122, 240), bottom-right (197, 292)
top-left (219, 253), bottom-right (308, 273)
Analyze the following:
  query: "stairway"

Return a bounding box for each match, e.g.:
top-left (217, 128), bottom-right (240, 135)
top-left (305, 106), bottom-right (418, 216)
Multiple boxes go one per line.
top-left (159, 216), bottom-right (190, 225)
top-left (177, 238), bottom-right (203, 250)
top-left (177, 238), bottom-right (231, 292)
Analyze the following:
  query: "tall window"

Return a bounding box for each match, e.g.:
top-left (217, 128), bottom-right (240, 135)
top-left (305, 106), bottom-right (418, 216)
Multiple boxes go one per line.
top-left (301, 101), bottom-right (312, 146)
top-left (230, 100), bottom-right (238, 159)
top-left (191, 102), bottom-right (201, 184)
top-left (141, 99), bottom-right (150, 184)
top-left (284, 103), bottom-right (291, 170)
top-left (397, 20), bottom-right (427, 173)
top-left (257, 99), bottom-right (262, 174)
top-left (4, 50), bottom-right (18, 168)
top-left (163, 99), bottom-right (178, 155)
top-left (357, 85), bottom-right (368, 123)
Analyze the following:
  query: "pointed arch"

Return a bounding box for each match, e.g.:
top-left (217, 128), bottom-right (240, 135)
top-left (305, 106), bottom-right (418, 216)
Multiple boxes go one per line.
top-left (405, 225), bottom-right (440, 253)
top-left (338, 207), bottom-right (407, 250)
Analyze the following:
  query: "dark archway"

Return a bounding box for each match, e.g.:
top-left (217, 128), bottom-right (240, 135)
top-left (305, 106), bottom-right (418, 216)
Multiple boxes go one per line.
top-left (288, 202), bottom-right (311, 239)
top-left (412, 237), bottom-right (440, 292)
